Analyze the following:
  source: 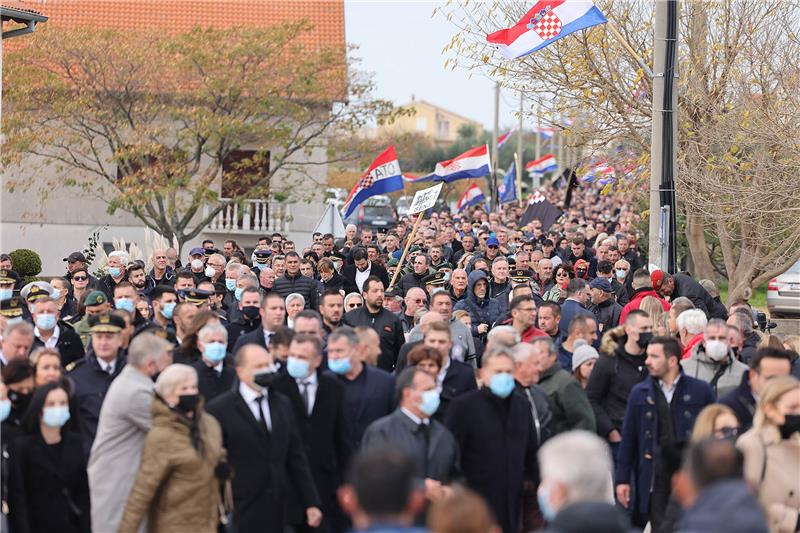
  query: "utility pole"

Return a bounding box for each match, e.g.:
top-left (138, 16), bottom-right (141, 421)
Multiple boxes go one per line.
top-left (517, 92), bottom-right (524, 202)
top-left (491, 81), bottom-right (500, 210)
top-left (533, 102), bottom-right (541, 190)
top-left (648, 0), bottom-right (679, 272)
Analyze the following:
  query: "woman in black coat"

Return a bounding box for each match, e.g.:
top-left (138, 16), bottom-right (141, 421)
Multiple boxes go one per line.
top-left (8, 382), bottom-right (90, 533)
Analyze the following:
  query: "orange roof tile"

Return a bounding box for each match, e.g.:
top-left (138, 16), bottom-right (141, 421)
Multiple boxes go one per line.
top-left (20, 0), bottom-right (344, 47)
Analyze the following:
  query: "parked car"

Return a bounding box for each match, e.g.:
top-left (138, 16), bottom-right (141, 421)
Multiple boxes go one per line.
top-left (344, 195), bottom-right (397, 229)
top-left (395, 195), bottom-right (412, 217)
top-left (767, 259), bottom-right (800, 317)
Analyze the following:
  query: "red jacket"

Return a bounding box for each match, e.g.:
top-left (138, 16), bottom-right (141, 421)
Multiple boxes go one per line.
top-left (619, 288), bottom-right (670, 324)
top-left (682, 333), bottom-right (704, 360)
top-left (521, 325), bottom-right (549, 343)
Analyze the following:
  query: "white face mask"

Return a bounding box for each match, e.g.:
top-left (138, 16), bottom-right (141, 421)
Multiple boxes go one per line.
top-left (204, 265), bottom-right (216, 278)
top-left (704, 339), bottom-right (729, 361)
top-left (190, 259), bottom-right (204, 271)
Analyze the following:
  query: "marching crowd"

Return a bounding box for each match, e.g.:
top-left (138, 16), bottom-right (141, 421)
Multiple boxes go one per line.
top-left (0, 188), bottom-right (799, 533)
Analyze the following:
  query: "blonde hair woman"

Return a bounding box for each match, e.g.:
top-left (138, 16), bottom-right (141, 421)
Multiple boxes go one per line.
top-left (639, 296), bottom-right (666, 334)
top-left (736, 376), bottom-right (800, 532)
top-left (691, 404), bottom-right (740, 442)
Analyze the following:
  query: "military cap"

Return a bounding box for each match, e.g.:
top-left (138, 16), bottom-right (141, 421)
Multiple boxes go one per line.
top-left (84, 290), bottom-right (108, 307)
top-left (422, 270), bottom-right (449, 287)
top-left (510, 268), bottom-right (535, 283)
top-left (183, 288), bottom-right (212, 306)
top-left (0, 296), bottom-right (24, 317)
top-left (435, 263), bottom-right (453, 272)
top-left (25, 285), bottom-right (51, 304)
top-left (88, 312), bottom-right (125, 333)
top-left (253, 249), bottom-right (271, 264)
top-left (0, 269), bottom-right (17, 284)
top-left (131, 322), bottom-right (173, 343)
top-left (408, 245), bottom-right (422, 255)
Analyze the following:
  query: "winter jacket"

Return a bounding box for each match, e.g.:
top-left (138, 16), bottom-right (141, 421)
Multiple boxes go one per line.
top-left (590, 298), bottom-right (623, 335)
top-left (615, 373), bottom-right (715, 515)
top-left (32, 320), bottom-right (85, 368)
top-left (342, 306), bottom-right (405, 372)
top-left (681, 344), bottom-right (749, 398)
top-left (678, 479), bottom-right (768, 533)
top-left (398, 271), bottom-right (427, 297)
top-left (558, 299), bottom-right (595, 340)
top-left (737, 425), bottom-right (800, 533)
top-left (619, 287), bottom-right (670, 324)
top-left (118, 395), bottom-right (225, 533)
top-left (453, 270), bottom-right (502, 336)
top-left (585, 329), bottom-right (649, 438)
top-left (488, 278), bottom-right (511, 311)
top-left (537, 363), bottom-right (596, 434)
top-left (719, 373), bottom-right (757, 432)
top-left (273, 271), bottom-right (319, 310)
top-left (672, 273), bottom-right (728, 320)
top-left (546, 501), bottom-right (630, 533)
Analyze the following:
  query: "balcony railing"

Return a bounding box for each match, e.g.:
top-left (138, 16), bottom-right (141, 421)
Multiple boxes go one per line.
top-left (203, 199), bottom-right (290, 234)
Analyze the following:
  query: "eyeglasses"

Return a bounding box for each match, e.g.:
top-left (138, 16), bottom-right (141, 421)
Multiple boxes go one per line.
top-left (488, 245), bottom-right (499, 249)
top-left (517, 307), bottom-right (537, 312)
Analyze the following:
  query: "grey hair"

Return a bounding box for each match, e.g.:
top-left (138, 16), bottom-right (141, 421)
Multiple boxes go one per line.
top-left (128, 332), bottom-right (174, 368)
top-left (344, 293), bottom-right (362, 308)
top-left (512, 342), bottom-right (536, 364)
top-left (238, 274), bottom-right (258, 289)
top-left (538, 430), bottom-right (614, 505)
top-left (155, 364), bottom-right (197, 397)
top-left (197, 323), bottom-right (228, 344)
top-left (328, 325), bottom-right (359, 348)
top-left (530, 336), bottom-right (556, 356)
top-left (487, 325), bottom-right (520, 346)
top-left (677, 309), bottom-right (708, 335)
top-left (285, 293), bottom-right (306, 307)
top-left (705, 318), bottom-right (728, 333)
top-left (208, 253), bottom-right (227, 267)
top-left (108, 250), bottom-right (130, 264)
top-left (3, 320), bottom-right (33, 339)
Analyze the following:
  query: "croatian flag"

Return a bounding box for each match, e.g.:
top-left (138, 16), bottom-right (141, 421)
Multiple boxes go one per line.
top-left (526, 154), bottom-right (558, 176)
top-left (582, 161), bottom-right (614, 182)
top-left (341, 146), bottom-right (404, 218)
top-left (487, 0), bottom-right (608, 60)
top-left (420, 144), bottom-right (492, 183)
top-left (533, 125), bottom-right (555, 139)
top-left (496, 128), bottom-right (516, 150)
top-left (457, 183), bottom-right (486, 212)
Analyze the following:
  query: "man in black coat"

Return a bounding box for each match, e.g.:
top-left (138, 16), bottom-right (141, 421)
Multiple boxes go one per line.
top-left (191, 323), bottom-right (237, 403)
top-left (342, 276), bottom-right (405, 372)
top-left (272, 334), bottom-right (353, 533)
top-left (68, 313), bottom-right (127, 457)
top-left (272, 252), bottom-right (319, 310)
top-left (326, 326), bottom-right (395, 447)
top-left (652, 271), bottom-right (728, 320)
top-left (206, 343), bottom-right (323, 532)
top-left (29, 293), bottom-right (85, 368)
top-left (341, 247), bottom-right (389, 295)
top-left (232, 292), bottom-right (286, 354)
top-left (398, 253), bottom-right (430, 297)
top-left (446, 348), bottom-right (539, 533)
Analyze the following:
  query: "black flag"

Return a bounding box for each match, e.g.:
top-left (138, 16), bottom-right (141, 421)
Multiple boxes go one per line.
top-left (519, 192), bottom-right (563, 232)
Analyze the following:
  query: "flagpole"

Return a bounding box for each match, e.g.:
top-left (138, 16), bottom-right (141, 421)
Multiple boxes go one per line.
top-left (606, 22), bottom-right (654, 79)
top-left (388, 211), bottom-right (424, 291)
top-left (534, 103), bottom-right (541, 191)
top-left (517, 92), bottom-right (524, 205)
top-left (491, 81), bottom-right (501, 211)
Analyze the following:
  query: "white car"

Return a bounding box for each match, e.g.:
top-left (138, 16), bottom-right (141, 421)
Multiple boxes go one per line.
top-left (767, 259), bottom-right (800, 317)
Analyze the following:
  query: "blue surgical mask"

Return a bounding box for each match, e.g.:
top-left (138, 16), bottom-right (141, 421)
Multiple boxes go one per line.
top-left (0, 400), bottom-right (10, 422)
top-left (35, 313), bottom-right (57, 331)
top-left (256, 263), bottom-right (267, 271)
top-left (537, 484), bottom-right (557, 522)
top-left (328, 357), bottom-right (352, 375)
top-left (108, 267), bottom-right (122, 278)
top-left (419, 389), bottom-right (441, 416)
top-left (225, 278), bottom-right (237, 291)
top-left (51, 289), bottom-right (61, 300)
top-left (115, 298), bottom-right (135, 313)
top-left (489, 372), bottom-right (515, 398)
top-left (160, 302), bottom-right (176, 319)
top-left (234, 287), bottom-right (244, 301)
top-left (287, 356), bottom-right (310, 379)
top-left (0, 289), bottom-right (12, 300)
top-left (203, 342), bottom-right (227, 363)
top-left (42, 405), bottom-right (71, 428)
top-left (615, 269), bottom-right (627, 279)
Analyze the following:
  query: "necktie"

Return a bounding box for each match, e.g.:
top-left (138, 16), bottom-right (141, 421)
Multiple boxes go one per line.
top-left (300, 381), bottom-right (312, 416)
top-left (106, 364), bottom-right (114, 376)
top-left (254, 395), bottom-right (268, 432)
top-left (417, 423), bottom-right (430, 476)
top-left (525, 388), bottom-right (542, 442)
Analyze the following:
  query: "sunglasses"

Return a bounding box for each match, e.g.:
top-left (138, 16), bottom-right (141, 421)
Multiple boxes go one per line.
top-left (73, 276), bottom-right (88, 281)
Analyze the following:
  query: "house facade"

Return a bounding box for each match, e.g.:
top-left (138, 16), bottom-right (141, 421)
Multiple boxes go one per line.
top-left (1, 0), bottom-right (345, 275)
top-left (378, 96), bottom-right (484, 145)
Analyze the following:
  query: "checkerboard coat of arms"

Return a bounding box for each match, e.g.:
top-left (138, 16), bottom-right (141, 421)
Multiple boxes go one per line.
top-left (527, 6), bottom-right (563, 40)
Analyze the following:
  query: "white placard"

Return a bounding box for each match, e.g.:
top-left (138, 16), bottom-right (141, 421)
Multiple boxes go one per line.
top-left (408, 183), bottom-right (443, 215)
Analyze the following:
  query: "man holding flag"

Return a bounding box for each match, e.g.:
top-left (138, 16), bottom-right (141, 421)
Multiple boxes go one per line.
top-left (341, 146), bottom-right (404, 219)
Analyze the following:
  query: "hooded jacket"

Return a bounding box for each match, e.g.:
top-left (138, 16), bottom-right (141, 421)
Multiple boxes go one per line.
top-left (585, 327), bottom-right (649, 438)
top-left (453, 270), bottom-right (502, 336)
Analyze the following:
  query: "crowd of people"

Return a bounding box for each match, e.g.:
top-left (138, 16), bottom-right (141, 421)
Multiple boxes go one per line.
top-left (0, 187), bottom-right (799, 533)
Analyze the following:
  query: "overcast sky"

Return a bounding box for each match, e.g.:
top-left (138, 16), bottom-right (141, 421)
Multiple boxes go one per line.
top-left (344, 0), bottom-right (519, 131)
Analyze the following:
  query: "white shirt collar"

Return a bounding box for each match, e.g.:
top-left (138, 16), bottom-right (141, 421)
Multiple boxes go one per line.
top-left (401, 407), bottom-right (427, 426)
top-left (296, 370), bottom-right (317, 386)
top-left (239, 381), bottom-right (267, 402)
top-left (34, 323), bottom-right (60, 346)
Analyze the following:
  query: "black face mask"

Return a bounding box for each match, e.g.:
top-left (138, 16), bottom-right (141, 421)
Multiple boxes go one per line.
top-left (242, 306), bottom-right (261, 321)
top-left (779, 414), bottom-right (800, 440)
top-left (636, 332), bottom-right (654, 349)
top-left (8, 390), bottom-right (32, 416)
top-left (176, 394), bottom-right (199, 415)
top-left (253, 369), bottom-right (280, 389)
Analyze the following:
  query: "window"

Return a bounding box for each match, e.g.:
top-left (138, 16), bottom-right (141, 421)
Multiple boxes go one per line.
top-left (415, 117), bottom-right (428, 132)
top-left (437, 119), bottom-right (450, 139)
top-left (221, 150), bottom-right (271, 199)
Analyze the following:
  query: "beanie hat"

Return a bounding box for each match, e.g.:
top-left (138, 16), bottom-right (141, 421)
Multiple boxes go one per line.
top-left (571, 339), bottom-right (600, 372)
